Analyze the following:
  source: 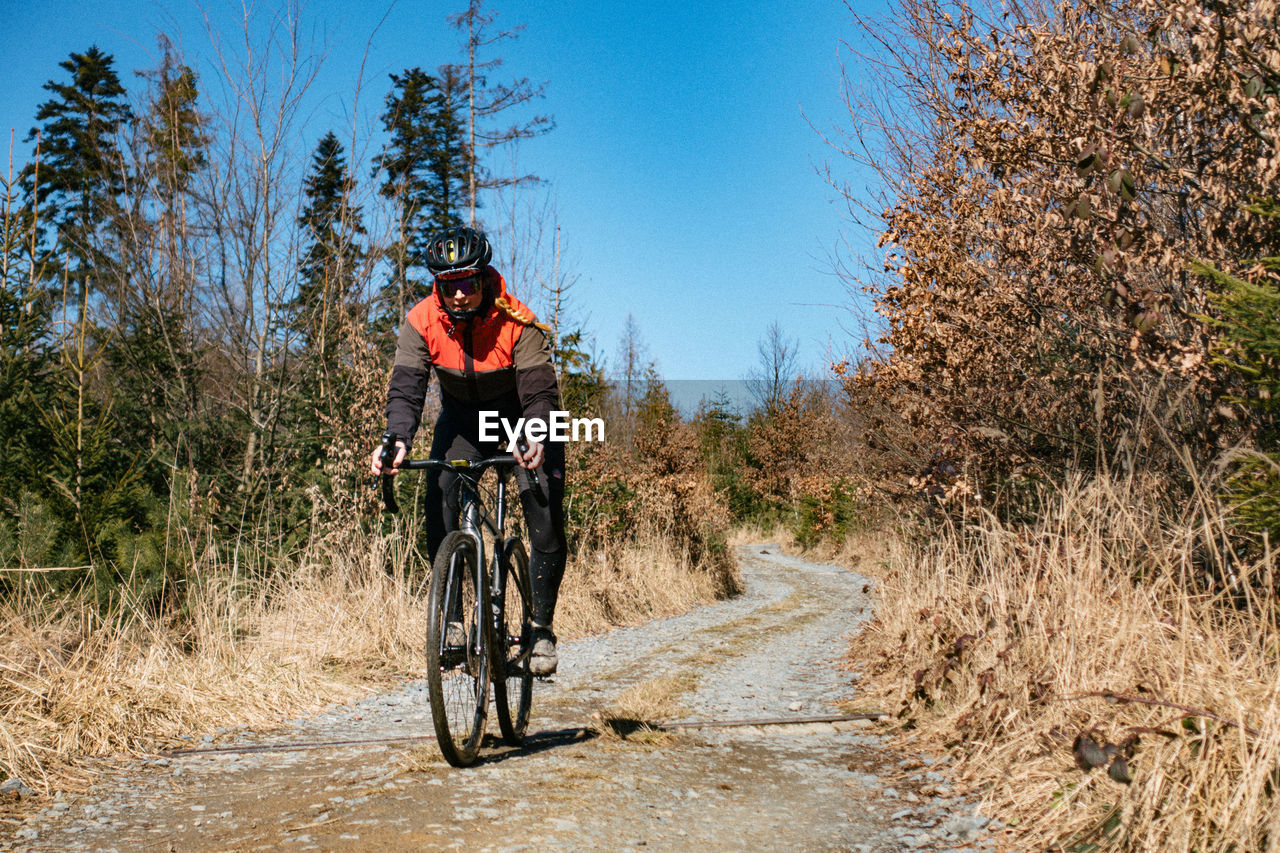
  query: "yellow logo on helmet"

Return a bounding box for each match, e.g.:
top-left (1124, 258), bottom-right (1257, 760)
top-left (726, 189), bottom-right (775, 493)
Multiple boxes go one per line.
top-left (447, 241), bottom-right (458, 262)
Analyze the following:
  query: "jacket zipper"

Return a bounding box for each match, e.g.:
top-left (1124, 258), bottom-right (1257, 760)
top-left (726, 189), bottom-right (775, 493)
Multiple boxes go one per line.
top-left (463, 324), bottom-right (480, 400)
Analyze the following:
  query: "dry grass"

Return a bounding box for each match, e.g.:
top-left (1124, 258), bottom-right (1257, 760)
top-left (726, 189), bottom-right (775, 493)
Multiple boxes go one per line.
top-left (727, 522), bottom-right (790, 548)
top-left (730, 520), bottom-right (892, 573)
top-left (849, 472), bottom-right (1280, 852)
top-left (556, 526), bottom-right (740, 640)
top-left (0, 515), bottom-right (737, 795)
top-left (608, 675), bottom-right (691, 722)
top-left (589, 675), bottom-right (687, 746)
top-left (400, 744), bottom-right (449, 773)
top-left (0, 522), bottom-right (426, 794)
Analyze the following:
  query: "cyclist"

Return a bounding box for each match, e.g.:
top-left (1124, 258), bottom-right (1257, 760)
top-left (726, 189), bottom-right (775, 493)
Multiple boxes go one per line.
top-left (370, 225), bottom-right (567, 676)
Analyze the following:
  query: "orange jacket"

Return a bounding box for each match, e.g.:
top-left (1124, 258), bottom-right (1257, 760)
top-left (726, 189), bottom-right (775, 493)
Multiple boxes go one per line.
top-left (385, 267), bottom-right (559, 447)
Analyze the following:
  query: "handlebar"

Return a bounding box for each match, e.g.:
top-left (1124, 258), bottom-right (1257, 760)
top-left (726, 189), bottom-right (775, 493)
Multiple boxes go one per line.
top-left (376, 431), bottom-right (541, 515)
top-left (377, 432), bottom-right (401, 513)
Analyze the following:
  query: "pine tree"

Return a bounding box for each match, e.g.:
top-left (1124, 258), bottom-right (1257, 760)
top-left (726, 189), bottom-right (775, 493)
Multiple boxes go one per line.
top-left (20, 46), bottom-right (133, 308)
top-left (1197, 200), bottom-right (1280, 543)
top-left (139, 38), bottom-right (207, 206)
top-left (34, 280), bottom-right (146, 599)
top-left (287, 131), bottom-right (366, 476)
top-left (294, 131), bottom-right (365, 364)
top-left (108, 39), bottom-right (211, 475)
top-left (694, 390), bottom-right (741, 453)
top-left (692, 390), bottom-right (752, 518)
top-left (636, 365), bottom-right (677, 437)
top-left (555, 328), bottom-right (609, 415)
top-left (421, 65), bottom-right (470, 236)
top-left (374, 67), bottom-right (468, 327)
top-left (136, 35), bottom-right (208, 306)
top-left (0, 180), bottom-right (53, 514)
top-left (10, 46), bottom-right (144, 596)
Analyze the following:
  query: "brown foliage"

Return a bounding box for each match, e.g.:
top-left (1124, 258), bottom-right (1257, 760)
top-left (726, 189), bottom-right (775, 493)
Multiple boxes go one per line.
top-left (566, 401), bottom-right (739, 597)
top-left (837, 0), bottom-right (1280, 487)
top-left (635, 418), bottom-right (739, 595)
top-left (744, 386), bottom-right (828, 505)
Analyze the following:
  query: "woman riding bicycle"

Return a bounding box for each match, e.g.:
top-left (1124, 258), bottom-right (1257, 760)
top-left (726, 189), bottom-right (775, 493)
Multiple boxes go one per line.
top-left (370, 225), bottom-right (567, 676)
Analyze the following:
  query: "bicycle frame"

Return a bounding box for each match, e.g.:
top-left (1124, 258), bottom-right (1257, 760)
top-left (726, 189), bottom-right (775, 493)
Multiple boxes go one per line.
top-left (453, 461), bottom-right (512, 628)
top-left (377, 432), bottom-right (537, 762)
top-left (378, 439), bottom-right (528, 661)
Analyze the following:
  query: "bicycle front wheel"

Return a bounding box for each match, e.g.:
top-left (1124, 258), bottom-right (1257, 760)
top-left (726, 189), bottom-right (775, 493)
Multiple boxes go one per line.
top-left (425, 531), bottom-right (489, 767)
top-left (493, 538), bottom-right (533, 745)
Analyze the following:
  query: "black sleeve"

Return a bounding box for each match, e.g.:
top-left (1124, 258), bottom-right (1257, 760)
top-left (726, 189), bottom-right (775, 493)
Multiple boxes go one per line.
top-left (386, 321), bottom-right (432, 450)
top-left (512, 324), bottom-right (561, 425)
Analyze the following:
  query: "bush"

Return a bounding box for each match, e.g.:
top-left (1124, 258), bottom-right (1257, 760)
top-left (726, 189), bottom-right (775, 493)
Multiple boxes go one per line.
top-left (839, 0), bottom-right (1280, 496)
top-left (792, 476), bottom-right (864, 549)
top-left (1198, 201), bottom-right (1280, 545)
top-left (855, 471), bottom-right (1279, 852)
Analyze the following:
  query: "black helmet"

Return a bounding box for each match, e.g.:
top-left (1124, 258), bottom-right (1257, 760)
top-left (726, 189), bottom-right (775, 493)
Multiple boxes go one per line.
top-left (425, 225), bottom-right (492, 275)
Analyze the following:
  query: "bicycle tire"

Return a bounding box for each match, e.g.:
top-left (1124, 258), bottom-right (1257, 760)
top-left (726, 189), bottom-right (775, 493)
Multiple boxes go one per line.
top-left (425, 530), bottom-right (489, 767)
top-left (492, 538), bottom-right (533, 745)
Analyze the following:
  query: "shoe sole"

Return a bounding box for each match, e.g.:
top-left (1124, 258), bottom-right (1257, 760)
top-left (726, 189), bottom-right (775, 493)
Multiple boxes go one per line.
top-left (529, 657), bottom-right (557, 677)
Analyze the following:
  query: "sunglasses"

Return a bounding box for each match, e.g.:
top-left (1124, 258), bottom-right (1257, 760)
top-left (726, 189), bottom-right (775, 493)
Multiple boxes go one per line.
top-left (435, 271), bottom-right (484, 297)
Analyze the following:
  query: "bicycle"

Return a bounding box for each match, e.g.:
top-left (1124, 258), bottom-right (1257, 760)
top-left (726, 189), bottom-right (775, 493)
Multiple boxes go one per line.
top-left (377, 431), bottom-right (536, 767)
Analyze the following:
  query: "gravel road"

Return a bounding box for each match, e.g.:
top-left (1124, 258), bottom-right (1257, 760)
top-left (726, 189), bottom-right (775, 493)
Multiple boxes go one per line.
top-left (4, 545), bottom-right (1007, 852)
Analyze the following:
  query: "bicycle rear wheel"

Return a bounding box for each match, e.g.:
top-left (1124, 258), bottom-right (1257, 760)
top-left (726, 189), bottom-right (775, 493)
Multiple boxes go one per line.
top-left (493, 538), bottom-right (533, 745)
top-left (425, 531), bottom-right (489, 767)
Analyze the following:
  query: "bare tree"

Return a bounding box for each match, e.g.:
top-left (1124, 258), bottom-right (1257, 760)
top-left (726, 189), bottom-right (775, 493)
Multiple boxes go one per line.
top-left (448, 0), bottom-right (553, 225)
top-left (746, 321), bottom-right (799, 415)
top-left (195, 1), bottom-right (323, 493)
top-left (614, 313), bottom-right (650, 424)
top-left (489, 143), bottom-right (578, 340)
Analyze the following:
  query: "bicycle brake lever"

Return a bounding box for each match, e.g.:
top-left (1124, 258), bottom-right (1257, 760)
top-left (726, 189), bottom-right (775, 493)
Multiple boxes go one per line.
top-left (378, 431), bottom-right (400, 514)
top-left (516, 438), bottom-right (541, 492)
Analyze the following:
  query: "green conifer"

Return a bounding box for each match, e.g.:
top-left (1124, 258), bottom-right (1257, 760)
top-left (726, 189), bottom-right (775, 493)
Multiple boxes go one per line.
top-left (374, 67), bottom-right (470, 327)
top-left (20, 46), bottom-right (133, 306)
top-left (295, 130), bottom-right (365, 351)
top-left (1198, 201), bottom-right (1280, 543)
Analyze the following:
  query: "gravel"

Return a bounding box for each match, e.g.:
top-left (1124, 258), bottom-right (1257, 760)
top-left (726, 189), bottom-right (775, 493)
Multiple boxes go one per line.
top-left (4, 545), bottom-right (1014, 852)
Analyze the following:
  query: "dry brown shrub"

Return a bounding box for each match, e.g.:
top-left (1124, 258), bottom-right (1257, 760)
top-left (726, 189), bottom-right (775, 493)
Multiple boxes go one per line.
top-left (565, 404), bottom-right (741, 604)
top-left (723, 380), bottom-right (904, 547)
top-left (735, 385), bottom-right (854, 505)
top-left (853, 471), bottom-right (1280, 851)
top-left (556, 532), bottom-right (728, 640)
top-left (835, 0), bottom-right (1280, 485)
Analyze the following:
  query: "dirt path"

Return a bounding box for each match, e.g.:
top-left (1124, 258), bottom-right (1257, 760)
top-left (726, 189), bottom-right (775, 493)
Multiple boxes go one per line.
top-left (6, 546), bottom-right (1006, 852)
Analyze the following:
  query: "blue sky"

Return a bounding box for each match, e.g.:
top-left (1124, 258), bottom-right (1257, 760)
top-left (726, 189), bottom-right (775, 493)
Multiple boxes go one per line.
top-left (0, 0), bottom-right (885, 384)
